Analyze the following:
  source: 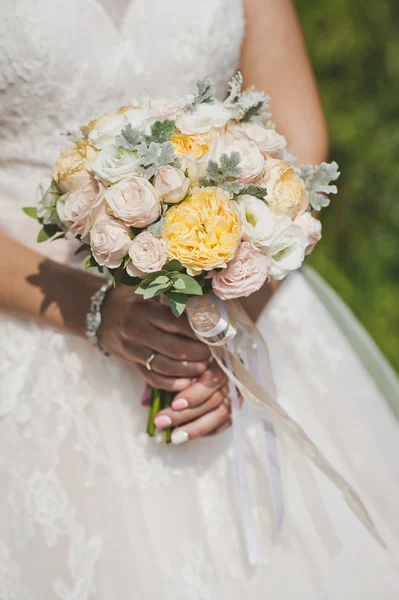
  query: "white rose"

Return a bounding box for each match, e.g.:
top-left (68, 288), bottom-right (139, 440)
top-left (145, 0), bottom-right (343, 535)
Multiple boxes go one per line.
top-left (90, 211), bottom-right (131, 268)
top-left (89, 145), bottom-right (142, 184)
top-left (267, 220), bottom-right (307, 280)
top-left (237, 194), bottom-right (276, 249)
top-left (223, 139), bottom-right (265, 183)
top-left (88, 113), bottom-right (130, 150)
top-left (176, 101), bottom-right (231, 135)
top-left (154, 166), bottom-right (190, 203)
top-left (263, 159), bottom-right (309, 218)
top-left (36, 177), bottom-right (63, 227)
top-left (105, 176), bottom-right (161, 227)
top-left (240, 123), bottom-right (289, 159)
top-left (295, 212), bottom-right (322, 255)
top-left (127, 232), bottom-right (166, 276)
top-left (57, 179), bottom-right (104, 240)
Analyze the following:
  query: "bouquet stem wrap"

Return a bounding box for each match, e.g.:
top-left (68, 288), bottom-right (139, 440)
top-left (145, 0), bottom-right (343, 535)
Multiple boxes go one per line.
top-left (187, 293), bottom-right (386, 565)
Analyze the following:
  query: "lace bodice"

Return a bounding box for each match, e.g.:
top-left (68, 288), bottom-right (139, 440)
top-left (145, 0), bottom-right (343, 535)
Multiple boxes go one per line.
top-left (0, 0), bottom-right (244, 260)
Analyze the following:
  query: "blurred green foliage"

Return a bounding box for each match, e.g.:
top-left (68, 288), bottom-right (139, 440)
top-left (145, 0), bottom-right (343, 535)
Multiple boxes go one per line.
top-left (296, 0), bottom-right (399, 371)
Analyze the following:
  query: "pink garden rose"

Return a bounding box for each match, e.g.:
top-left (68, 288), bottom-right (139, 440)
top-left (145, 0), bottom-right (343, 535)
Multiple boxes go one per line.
top-left (212, 242), bottom-right (268, 300)
top-left (295, 212), bottom-right (322, 255)
top-left (154, 165), bottom-right (190, 204)
top-left (105, 177), bottom-right (161, 227)
top-left (223, 139), bottom-right (265, 183)
top-left (90, 211), bottom-right (131, 268)
top-left (58, 179), bottom-right (103, 240)
top-left (240, 122), bottom-right (289, 160)
top-left (127, 232), bottom-right (166, 276)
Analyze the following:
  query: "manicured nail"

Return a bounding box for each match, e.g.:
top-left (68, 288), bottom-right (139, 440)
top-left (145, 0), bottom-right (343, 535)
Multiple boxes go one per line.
top-left (172, 398), bottom-right (189, 411)
top-left (154, 415), bottom-right (172, 429)
top-left (171, 430), bottom-right (189, 445)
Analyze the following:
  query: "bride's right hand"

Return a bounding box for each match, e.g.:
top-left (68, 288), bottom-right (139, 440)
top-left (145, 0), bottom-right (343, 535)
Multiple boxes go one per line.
top-left (98, 284), bottom-right (211, 392)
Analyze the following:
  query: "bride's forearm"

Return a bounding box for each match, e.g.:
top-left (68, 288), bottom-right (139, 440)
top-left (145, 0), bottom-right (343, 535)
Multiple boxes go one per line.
top-left (0, 234), bottom-right (101, 336)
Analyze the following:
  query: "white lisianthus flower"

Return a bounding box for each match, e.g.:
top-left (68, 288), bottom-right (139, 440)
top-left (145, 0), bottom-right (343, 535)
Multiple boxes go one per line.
top-left (223, 139), bottom-right (265, 183)
top-left (154, 166), bottom-right (190, 204)
top-left (176, 101), bottom-right (232, 135)
top-left (267, 220), bottom-right (307, 280)
top-left (89, 145), bottom-right (142, 185)
top-left (236, 194), bottom-right (276, 248)
top-left (36, 177), bottom-right (63, 227)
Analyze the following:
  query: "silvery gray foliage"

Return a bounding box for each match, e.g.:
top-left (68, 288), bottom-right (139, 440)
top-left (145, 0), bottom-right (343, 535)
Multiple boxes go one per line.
top-left (297, 161), bottom-right (340, 210)
top-left (185, 76), bottom-right (214, 111)
top-left (223, 72), bottom-right (270, 123)
top-left (147, 216), bottom-right (167, 237)
top-left (237, 184), bottom-right (268, 202)
top-left (115, 124), bottom-right (142, 150)
top-left (224, 71), bottom-right (244, 104)
top-left (198, 152), bottom-right (244, 197)
top-left (136, 141), bottom-right (180, 179)
top-left (37, 181), bottom-right (63, 227)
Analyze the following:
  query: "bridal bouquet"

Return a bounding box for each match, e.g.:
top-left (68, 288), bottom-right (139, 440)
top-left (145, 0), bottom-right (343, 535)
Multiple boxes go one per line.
top-left (24, 74), bottom-right (387, 563)
top-left (24, 73), bottom-right (339, 440)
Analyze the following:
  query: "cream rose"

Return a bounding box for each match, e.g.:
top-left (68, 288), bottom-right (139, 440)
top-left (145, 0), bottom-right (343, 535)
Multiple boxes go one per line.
top-left (58, 179), bottom-right (104, 240)
top-left (105, 176), bottom-right (161, 227)
top-left (223, 139), bottom-right (265, 183)
top-left (295, 212), bottom-right (322, 255)
top-left (89, 145), bottom-right (142, 185)
top-left (212, 242), bottom-right (269, 300)
top-left (176, 101), bottom-right (231, 135)
top-left (127, 232), bottom-right (166, 276)
top-left (52, 141), bottom-right (95, 194)
top-left (263, 159), bottom-right (309, 218)
top-left (240, 123), bottom-right (289, 159)
top-left (90, 212), bottom-right (131, 268)
top-left (154, 166), bottom-right (190, 204)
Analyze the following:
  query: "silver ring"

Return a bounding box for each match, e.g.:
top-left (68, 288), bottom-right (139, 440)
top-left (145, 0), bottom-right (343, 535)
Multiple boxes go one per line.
top-left (145, 353), bottom-right (156, 372)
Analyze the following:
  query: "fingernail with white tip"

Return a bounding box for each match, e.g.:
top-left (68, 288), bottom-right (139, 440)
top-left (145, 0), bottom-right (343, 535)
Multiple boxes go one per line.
top-left (171, 430), bottom-right (189, 445)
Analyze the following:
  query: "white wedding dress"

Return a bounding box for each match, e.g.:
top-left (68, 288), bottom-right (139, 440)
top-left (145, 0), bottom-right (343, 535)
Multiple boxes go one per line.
top-left (1, 1), bottom-right (399, 598)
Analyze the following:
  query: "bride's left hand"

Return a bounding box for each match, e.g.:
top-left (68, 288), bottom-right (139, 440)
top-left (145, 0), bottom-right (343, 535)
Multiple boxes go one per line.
top-left (153, 361), bottom-right (241, 444)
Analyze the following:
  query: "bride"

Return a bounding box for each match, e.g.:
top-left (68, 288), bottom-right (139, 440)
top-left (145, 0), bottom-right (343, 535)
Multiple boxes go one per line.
top-left (1, 0), bottom-right (399, 597)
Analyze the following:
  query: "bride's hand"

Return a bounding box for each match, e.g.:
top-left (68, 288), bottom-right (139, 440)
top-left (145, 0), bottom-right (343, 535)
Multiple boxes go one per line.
top-left (153, 361), bottom-right (237, 444)
top-left (98, 284), bottom-right (210, 392)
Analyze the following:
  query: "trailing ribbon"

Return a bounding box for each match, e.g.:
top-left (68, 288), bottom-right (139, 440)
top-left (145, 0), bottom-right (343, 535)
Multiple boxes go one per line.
top-left (187, 293), bottom-right (386, 565)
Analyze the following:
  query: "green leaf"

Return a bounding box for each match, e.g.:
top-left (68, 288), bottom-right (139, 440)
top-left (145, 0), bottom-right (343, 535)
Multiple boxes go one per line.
top-left (37, 224), bottom-right (60, 243)
top-left (171, 274), bottom-right (203, 296)
top-left (149, 120), bottom-right (176, 143)
top-left (237, 184), bottom-right (268, 201)
top-left (167, 291), bottom-right (188, 317)
top-left (140, 270), bottom-right (168, 283)
top-left (22, 207), bottom-right (39, 221)
top-left (163, 259), bottom-right (183, 272)
top-left (51, 232), bottom-right (66, 241)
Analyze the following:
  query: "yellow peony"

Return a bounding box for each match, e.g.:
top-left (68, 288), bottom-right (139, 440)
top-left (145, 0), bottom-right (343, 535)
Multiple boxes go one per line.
top-left (52, 140), bottom-right (97, 194)
top-left (170, 133), bottom-right (210, 159)
top-left (263, 159), bottom-right (309, 218)
top-left (163, 187), bottom-right (242, 274)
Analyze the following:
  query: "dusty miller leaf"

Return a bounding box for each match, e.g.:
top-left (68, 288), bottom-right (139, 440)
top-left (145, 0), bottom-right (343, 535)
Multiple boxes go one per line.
top-left (186, 76), bottom-right (214, 111)
top-left (198, 152), bottom-right (243, 197)
top-left (116, 124), bottom-right (142, 150)
top-left (224, 72), bottom-right (243, 104)
top-left (147, 120), bottom-right (176, 144)
top-left (238, 184), bottom-right (268, 201)
top-left (136, 141), bottom-right (180, 179)
top-left (147, 216), bottom-right (167, 237)
top-left (298, 161), bottom-right (340, 210)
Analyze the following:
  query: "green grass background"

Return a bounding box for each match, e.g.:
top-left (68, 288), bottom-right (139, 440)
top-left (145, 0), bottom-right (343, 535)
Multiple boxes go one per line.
top-left (296, 0), bottom-right (399, 372)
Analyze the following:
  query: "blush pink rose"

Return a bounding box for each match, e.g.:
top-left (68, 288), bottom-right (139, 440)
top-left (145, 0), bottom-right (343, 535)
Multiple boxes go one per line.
top-left (105, 177), bottom-right (161, 227)
top-left (58, 179), bottom-right (103, 240)
top-left (127, 232), bottom-right (166, 276)
top-left (212, 242), bottom-right (268, 300)
top-left (90, 211), bottom-right (131, 268)
top-left (223, 139), bottom-right (265, 183)
top-left (294, 212), bottom-right (322, 255)
top-left (154, 165), bottom-right (190, 204)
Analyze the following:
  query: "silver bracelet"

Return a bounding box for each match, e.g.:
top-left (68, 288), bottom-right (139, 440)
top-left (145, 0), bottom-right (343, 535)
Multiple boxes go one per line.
top-left (85, 279), bottom-right (114, 354)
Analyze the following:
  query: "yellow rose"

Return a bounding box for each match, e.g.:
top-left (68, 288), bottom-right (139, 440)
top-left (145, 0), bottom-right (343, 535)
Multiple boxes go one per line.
top-left (263, 159), bottom-right (309, 218)
top-left (52, 140), bottom-right (97, 194)
top-left (170, 133), bottom-right (210, 159)
top-left (163, 187), bottom-right (242, 274)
